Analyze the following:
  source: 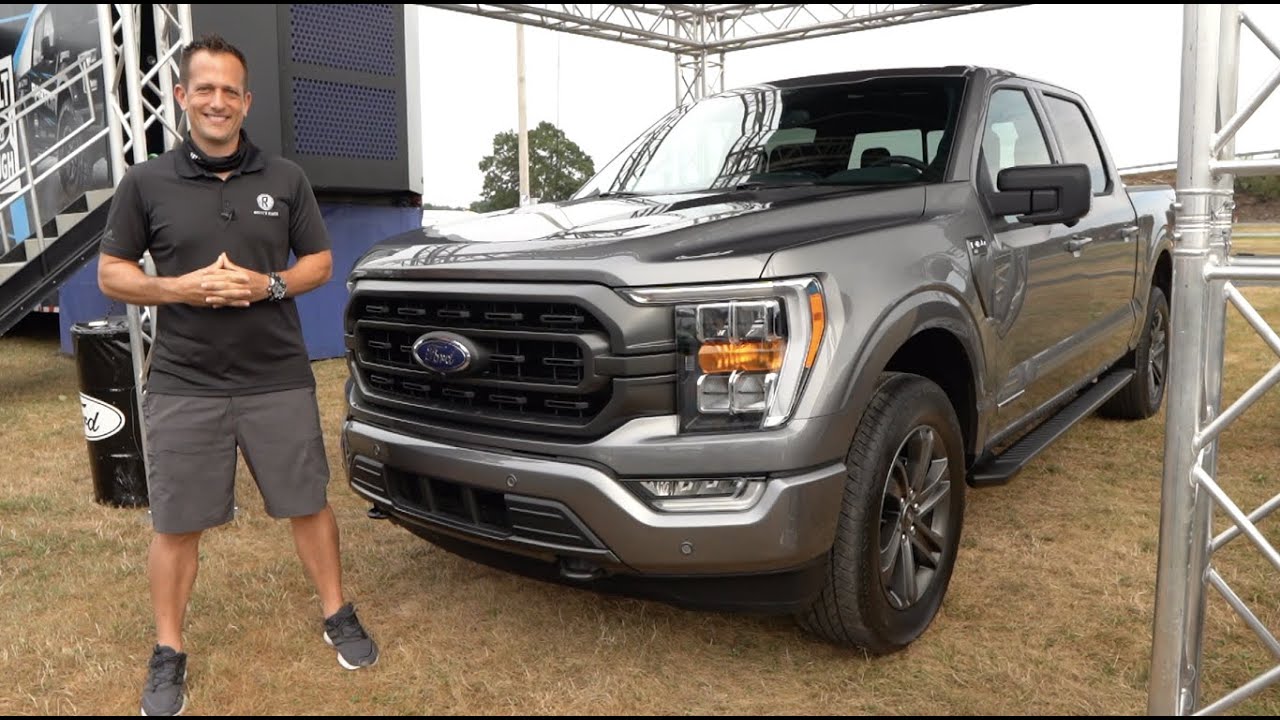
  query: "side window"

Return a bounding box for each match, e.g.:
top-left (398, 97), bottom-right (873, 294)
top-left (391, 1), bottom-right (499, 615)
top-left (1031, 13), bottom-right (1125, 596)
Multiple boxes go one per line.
top-left (33, 11), bottom-right (55, 67)
top-left (926, 130), bottom-right (944, 163)
top-left (982, 89), bottom-right (1051, 184)
top-left (1043, 95), bottom-right (1108, 194)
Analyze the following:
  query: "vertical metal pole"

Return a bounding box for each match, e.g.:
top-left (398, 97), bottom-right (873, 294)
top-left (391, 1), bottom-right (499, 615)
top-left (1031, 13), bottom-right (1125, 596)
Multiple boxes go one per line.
top-left (697, 13), bottom-right (707, 99)
top-left (15, 115), bottom-right (45, 248)
top-left (1213, 4), bottom-right (1240, 260)
top-left (516, 24), bottom-right (530, 207)
top-left (675, 54), bottom-right (683, 107)
top-left (715, 14), bottom-right (726, 93)
top-left (153, 5), bottom-right (180, 150)
top-left (1149, 4), bottom-right (1221, 715)
top-left (715, 51), bottom-right (725, 96)
top-left (97, 4), bottom-right (127, 184)
top-left (1189, 6), bottom-right (1241, 697)
top-left (119, 4), bottom-right (149, 165)
top-left (177, 5), bottom-right (193, 47)
top-left (697, 51), bottom-right (707, 99)
top-left (117, 3), bottom-right (161, 496)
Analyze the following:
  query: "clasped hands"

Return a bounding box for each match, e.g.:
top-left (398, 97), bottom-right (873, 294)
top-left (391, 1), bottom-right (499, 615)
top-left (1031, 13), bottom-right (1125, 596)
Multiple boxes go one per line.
top-left (180, 252), bottom-right (269, 308)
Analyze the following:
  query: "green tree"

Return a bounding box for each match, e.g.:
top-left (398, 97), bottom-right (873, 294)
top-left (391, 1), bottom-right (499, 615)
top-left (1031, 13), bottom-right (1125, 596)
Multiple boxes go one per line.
top-left (471, 121), bottom-right (595, 213)
top-left (1239, 175), bottom-right (1280, 199)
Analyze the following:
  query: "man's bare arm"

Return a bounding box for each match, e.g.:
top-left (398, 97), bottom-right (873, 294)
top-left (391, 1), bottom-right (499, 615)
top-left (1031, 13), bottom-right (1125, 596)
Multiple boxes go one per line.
top-left (280, 250), bottom-right (333, 298)
top-left (98, 253), bottom-right (253, 308)
top-left (201, 251), bottom-right (334, 302)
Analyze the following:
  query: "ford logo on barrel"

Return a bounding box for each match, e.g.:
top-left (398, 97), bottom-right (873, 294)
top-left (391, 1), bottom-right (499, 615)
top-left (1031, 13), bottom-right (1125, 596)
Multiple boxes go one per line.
top-left (411, 333), bottom-right (473, 374)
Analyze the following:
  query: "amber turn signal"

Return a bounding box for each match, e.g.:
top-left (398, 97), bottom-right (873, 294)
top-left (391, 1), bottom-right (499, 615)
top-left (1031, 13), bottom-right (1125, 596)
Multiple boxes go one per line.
top-left (698, 338), bottom-right (786, 374)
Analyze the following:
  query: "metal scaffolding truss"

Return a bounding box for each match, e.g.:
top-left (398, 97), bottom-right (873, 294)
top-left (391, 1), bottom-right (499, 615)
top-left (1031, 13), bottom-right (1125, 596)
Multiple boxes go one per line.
top-left (436, 4), bottom-right (1025, 104)
top-left (100, 3), bottom-right (189, 506)
top-left (1150, 4), bottom-right (1280, 715)
top-left (440, 3), bottom-right (1023, 51)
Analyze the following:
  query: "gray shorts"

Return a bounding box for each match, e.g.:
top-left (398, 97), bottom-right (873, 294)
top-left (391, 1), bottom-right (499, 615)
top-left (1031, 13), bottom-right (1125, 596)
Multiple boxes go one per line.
top-left (142, 387), bottom-right (330, 534)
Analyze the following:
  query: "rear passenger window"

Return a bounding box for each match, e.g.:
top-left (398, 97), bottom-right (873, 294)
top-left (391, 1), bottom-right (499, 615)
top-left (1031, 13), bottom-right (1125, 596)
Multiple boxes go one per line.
top-left (981, 89), bottom-right (1051, 185)
top-left (1043, 95), bottom-right (1108, 194)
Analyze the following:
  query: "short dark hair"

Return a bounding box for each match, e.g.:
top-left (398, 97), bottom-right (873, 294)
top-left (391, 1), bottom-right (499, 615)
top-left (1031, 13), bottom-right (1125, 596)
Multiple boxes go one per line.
top-left (179, 34), bottom-right (249, 88)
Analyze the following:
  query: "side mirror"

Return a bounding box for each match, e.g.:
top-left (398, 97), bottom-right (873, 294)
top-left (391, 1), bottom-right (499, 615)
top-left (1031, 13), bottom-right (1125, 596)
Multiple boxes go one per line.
top-left (987, 163), bottom-right (1091, 226)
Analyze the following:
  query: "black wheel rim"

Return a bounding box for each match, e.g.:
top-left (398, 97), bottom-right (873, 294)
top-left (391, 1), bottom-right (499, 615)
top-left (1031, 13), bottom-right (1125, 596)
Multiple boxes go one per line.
top-left (878, 425), bottom-right (952, 611)
top-left (1149, 303), bottom-right (1168, 401)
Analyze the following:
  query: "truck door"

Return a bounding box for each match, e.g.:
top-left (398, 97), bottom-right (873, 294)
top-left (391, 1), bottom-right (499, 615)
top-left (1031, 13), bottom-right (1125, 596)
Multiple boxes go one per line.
top-left (976, 87), bottom-right (1092, 425)
top-left (1037, 91), bottom-right (1139, 375)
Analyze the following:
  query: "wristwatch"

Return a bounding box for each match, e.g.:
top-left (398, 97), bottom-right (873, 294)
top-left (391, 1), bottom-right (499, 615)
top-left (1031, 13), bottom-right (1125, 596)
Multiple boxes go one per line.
top-left (266, 272), bottom-right (287, 302)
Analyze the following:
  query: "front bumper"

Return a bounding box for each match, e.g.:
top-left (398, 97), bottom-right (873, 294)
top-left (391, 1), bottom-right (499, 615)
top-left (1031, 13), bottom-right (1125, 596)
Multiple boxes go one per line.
top-left (342, 418), bottom-right (846, 579)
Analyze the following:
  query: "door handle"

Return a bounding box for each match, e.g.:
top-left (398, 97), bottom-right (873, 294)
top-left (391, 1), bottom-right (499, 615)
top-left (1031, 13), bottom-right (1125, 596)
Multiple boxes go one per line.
top-left (1121, 225), bottom-right (1140, 242)
top-left (1065, 236), bottom-right (1094, 253)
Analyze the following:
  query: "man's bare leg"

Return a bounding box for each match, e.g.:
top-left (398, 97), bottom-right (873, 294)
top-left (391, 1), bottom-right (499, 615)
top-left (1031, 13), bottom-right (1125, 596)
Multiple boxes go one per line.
top-left (290, 504), bottom-right (344, 618)
top-left (149, 531), bottom-right (202, 652)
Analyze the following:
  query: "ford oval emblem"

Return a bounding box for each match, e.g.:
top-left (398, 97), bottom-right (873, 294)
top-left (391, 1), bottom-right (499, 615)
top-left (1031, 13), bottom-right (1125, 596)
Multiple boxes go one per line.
top-left (411, 334), bottom-right (473, 374)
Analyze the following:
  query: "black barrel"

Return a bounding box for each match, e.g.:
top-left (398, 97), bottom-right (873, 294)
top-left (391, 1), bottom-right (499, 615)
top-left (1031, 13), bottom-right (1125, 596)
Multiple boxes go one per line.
top-left (72, 317), bottom-right (148, 508)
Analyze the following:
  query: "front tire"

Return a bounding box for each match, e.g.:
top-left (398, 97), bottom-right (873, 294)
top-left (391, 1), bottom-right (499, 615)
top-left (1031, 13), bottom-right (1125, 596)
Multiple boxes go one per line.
top-left (797, 372), bottom-right (966, 653)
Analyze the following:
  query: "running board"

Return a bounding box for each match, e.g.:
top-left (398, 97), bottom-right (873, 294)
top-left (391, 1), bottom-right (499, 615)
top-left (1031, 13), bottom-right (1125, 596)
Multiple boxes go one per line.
top-left (969, 369), bottom-right (1135, 488)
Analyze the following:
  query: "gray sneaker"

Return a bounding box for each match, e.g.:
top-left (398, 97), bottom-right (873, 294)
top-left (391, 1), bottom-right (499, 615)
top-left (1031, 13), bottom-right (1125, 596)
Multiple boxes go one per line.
top-left (140, 645), bottom-right (187, 716)
top-left (323, 603), bottom-right (379, 670)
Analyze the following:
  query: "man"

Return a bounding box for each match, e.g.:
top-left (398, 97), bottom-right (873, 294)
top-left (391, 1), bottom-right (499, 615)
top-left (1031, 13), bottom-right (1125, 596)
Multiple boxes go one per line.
top-left (97, 34), bottom-right (378, 717)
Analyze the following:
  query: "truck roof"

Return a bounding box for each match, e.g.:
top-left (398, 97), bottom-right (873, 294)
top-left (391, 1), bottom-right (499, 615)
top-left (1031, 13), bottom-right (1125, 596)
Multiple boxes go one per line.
top-left (758, 65), bottom-right (1068, 94)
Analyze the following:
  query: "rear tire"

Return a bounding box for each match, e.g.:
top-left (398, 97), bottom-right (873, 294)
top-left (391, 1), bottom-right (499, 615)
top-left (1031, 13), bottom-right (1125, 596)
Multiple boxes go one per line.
top-left (1100, 285), bottom-right (1169, 420)
top-left (797, 372), bottom-right (966, 653)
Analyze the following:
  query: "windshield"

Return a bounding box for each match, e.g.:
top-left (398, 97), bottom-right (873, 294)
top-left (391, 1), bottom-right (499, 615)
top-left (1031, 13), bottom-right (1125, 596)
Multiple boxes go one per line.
top-left (575, 75), bottom-right (967, 198)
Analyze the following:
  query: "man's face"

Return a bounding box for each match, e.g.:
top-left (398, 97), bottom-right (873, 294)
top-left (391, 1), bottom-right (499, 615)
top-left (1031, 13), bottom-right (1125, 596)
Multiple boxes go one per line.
top-left (175, 50), bottom-right (252, 151)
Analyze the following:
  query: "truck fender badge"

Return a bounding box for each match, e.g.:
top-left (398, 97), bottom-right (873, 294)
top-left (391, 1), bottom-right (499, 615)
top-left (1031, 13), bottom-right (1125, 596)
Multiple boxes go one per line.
top-left (81, 393), bottom-right (126, 441)
top-left (411, 332), bottom-right (474, 374)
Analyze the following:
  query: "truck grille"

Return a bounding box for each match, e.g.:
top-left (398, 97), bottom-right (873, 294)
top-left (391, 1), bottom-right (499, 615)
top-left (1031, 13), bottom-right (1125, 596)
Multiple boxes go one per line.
top-left (347, 286), bottom-right (676, 438)
top-left (358, 368), bottom-right (611, 422)
top-left (358, 295), bottom-right (605, 334)
top-left (358, 326), bottom-right (585, 385)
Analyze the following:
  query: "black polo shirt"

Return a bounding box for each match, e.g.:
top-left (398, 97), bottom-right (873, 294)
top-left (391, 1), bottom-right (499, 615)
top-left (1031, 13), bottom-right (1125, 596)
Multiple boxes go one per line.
top-left (100, 141), bottom-right (331, 396)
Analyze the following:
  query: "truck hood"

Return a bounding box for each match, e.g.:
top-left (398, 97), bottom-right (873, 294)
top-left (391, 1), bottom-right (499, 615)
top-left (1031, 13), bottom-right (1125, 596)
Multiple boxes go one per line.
top-left (351, 185), bottom-right (926, 287)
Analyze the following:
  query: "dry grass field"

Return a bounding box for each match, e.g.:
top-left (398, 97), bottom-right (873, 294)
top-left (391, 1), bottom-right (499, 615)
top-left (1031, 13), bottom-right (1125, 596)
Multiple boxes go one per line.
top-left (1, 237), bottom-right (1277, 715)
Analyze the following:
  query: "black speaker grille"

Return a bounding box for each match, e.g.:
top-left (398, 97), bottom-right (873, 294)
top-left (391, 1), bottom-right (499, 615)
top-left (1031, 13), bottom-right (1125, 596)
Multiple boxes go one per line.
top-left (289, 4), bottom-right (397, 76)
top-left (291, 78), bottom-right (399, 160)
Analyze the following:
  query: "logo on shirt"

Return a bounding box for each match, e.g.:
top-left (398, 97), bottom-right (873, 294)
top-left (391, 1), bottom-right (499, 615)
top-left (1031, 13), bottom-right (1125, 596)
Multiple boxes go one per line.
top-left (254, 193), bottom-right (280, 218)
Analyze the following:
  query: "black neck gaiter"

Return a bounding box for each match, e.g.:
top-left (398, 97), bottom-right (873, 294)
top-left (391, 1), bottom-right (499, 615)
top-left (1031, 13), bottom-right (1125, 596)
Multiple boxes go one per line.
top-left (184, 130), bottom-right (248, 172)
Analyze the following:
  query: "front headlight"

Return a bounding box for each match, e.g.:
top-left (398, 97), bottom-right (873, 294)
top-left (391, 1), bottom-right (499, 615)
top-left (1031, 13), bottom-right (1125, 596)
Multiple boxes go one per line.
top-left (623, 277), bottom-right (826, 432)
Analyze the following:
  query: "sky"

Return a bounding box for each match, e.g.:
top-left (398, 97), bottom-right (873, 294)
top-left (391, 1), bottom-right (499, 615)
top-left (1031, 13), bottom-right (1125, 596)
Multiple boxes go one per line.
top-left (414, 4), bottom-right (1280, 210)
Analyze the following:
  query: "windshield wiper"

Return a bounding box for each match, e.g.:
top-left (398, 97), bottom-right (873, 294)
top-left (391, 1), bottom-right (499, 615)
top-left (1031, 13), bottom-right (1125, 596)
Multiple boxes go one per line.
top-left (582, 189), bottom-right (646, 199)
top-left (735, 180), bottom-right (818, 190)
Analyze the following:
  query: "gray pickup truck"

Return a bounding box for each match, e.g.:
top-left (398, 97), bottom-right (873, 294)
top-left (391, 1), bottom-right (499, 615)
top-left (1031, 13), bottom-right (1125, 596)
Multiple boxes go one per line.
top-left (340, 66), bottom-right (1175, 653)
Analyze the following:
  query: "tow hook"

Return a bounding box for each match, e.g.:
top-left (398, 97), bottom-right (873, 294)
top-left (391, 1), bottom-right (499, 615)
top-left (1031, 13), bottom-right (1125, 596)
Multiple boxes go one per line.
top-left (559, 557), bottom-right (605, 581)
top-left (367, 505), bottom-right (390, 520)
